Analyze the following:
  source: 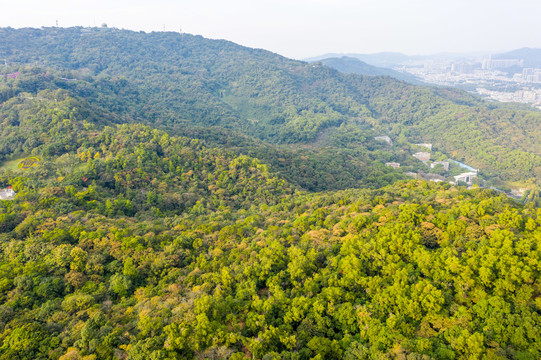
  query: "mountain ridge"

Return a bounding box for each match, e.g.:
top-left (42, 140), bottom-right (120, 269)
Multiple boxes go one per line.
top-left (310, 56), bottom-right (423, 84)
top-left (494, 47), bottom-right (541, 68)
top-left (2, 27), bottom-right (541, 189)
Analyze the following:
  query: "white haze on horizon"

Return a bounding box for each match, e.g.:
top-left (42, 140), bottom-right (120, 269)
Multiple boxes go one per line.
top-left (1, 0), bottom-right (540, 60)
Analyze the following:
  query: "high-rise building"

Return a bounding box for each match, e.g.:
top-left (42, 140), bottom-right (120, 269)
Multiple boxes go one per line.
top-left (451, 63), bottom-right (475, 74)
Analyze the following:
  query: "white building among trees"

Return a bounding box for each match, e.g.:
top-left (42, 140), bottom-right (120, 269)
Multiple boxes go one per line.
top-left (0, 187), bottom-right (16, 200)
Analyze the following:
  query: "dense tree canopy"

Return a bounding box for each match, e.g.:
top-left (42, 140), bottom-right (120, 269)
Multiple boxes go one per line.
top-left (0, 104), bottom-right (539, 359)
top-left (0, 27), bottom-right (540, 359)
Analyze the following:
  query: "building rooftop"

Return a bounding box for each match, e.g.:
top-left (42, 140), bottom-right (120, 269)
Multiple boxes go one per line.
top-left (0, 188), bottom-right (16, 201)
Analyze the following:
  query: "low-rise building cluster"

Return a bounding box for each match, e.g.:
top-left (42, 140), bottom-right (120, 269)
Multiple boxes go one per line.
top-left (0, 187), bottom-right (16, 201)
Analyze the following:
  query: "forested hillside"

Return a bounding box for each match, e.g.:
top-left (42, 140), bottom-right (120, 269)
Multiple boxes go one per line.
top-left (2, 27), bottom-right (541, 188)
top-left (0, 27), bottom-right (541, 360)
top-left (313, 56), bottom-right (422, 84)
top-left (0, 83), bottom-right (406, 192)
top-left (0, 96), bottom-right (539, 359)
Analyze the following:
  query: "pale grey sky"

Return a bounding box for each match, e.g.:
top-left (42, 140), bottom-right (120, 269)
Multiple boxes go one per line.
top-left (1, 0), bottom-right (540, 59)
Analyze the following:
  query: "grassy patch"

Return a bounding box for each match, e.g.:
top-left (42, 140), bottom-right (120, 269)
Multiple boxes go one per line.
top-left (0, 157), bottom-right (30, 172)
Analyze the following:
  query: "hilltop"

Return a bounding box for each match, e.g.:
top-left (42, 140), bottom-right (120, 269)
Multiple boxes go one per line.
top-left (494, 47), bottom-right (541, 68)
top-left (309, 56), bottom-right (423, 84)
top-left (304, 52), bottom-right (417, 67)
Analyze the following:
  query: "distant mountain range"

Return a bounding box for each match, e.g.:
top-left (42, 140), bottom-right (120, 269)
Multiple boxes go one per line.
top-left (308, 49), bottom-right (541, 68)
top-left (311, 56), bottom-right (423, 84)
top-left (305, 51), bottom-right (494, 68)
top-left (494, 47), bottom-right (541, 68)
top-left (305, 52), bottom-right (417, 67)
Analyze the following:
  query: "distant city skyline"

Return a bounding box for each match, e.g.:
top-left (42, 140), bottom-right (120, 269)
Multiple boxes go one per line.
top-left (2, 0), bottom-right (541, 59)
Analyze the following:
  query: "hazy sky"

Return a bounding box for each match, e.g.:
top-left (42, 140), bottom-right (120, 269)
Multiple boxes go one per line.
top-left (2, 0), bottom-right (541, 59)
